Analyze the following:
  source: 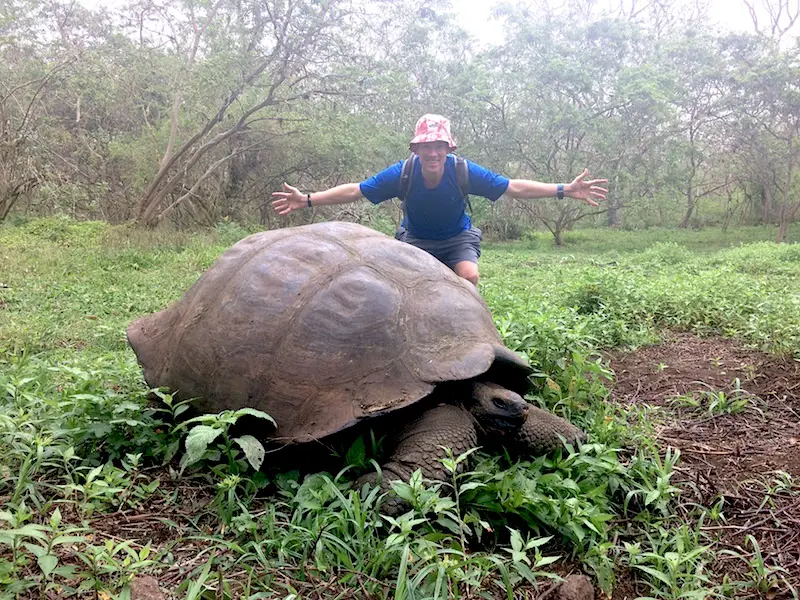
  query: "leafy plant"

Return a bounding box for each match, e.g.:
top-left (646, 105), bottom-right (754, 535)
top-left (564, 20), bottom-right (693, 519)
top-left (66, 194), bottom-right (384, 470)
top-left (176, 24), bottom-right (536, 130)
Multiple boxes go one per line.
top-left (0, 505), bottom-right (87, 596)
top-left (624, 520), bottom-right (716, 599)
top-left (173, 407), bottom-right (275, 524)
top-left (669, 379), bottom-right (762, 418)
top-left (719, 535), bottom-right (797, 598)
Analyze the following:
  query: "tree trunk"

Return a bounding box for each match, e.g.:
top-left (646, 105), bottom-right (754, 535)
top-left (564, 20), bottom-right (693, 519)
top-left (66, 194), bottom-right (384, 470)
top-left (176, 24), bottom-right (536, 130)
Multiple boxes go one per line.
top-left (0, 174), bottom-right (38, 222)
top-left (607, 172), bottom-right (620, 228)
top-left (776, 210), bottom-right (790, 242)
top-left (722, 186), bottom-right (737, 233)
top-left (681, 127), bottom-right (700, 228)
top-left (133, 14), bottom-right (291, 227)
top-left (761, 185), bottom-right (773, 224)
top-left (607, 196), bottom-right (620, 228)
top-left (0, 191), bottom-right (19, 221)
top-left (776, 137), bottom-right (795, 243)
top-left (680, 179), bottom-right (695, 228)
top-left (553, 220), bottom-right (564, 246)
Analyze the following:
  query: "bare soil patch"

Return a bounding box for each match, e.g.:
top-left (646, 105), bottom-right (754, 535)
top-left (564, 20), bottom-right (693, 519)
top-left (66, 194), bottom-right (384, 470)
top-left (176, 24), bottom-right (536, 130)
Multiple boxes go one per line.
top-left (607, 332), bottom-right (800, 599)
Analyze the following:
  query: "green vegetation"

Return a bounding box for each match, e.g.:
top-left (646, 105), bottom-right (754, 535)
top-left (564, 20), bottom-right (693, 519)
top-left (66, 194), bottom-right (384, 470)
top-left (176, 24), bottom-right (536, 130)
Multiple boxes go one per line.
top-left (1, 218), bottom-right (799, 598)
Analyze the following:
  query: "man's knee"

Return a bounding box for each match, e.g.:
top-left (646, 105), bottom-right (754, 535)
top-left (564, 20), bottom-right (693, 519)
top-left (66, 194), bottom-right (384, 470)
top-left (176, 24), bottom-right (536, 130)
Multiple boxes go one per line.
top-left (454, 261), bottom-right (479, 286)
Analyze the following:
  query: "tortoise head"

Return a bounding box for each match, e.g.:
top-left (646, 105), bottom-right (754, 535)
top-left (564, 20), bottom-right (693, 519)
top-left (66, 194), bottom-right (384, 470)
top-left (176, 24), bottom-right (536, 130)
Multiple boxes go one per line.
top-left (469, 382), bottom-right (528, 435)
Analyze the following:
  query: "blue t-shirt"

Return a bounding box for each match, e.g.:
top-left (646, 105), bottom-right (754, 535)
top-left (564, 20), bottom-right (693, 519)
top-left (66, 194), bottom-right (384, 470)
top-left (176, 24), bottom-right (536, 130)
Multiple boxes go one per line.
top-left (359, 155), bottom-right (510, 240)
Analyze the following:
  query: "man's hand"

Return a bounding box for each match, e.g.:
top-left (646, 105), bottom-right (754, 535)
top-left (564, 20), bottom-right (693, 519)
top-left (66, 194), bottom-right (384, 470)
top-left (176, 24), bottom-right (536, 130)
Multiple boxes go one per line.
top-left (271, 183), bottom-right (305, 215)
top-left (567, 169), bottom-right (608, 207)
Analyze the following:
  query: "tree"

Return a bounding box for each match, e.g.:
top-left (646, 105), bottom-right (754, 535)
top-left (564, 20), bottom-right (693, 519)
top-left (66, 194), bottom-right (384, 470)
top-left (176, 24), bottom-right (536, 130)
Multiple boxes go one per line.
top-left (130, 0), bottom-right (359, 227)
top-left (744, 0), bottom-right (800, 42)
top-left (0, 0), bottom-right (81, 221)
top-left (464, 7), bottom-right (619, 243)
top-left (747, 51), bottom-right (800, 241)
top-left (660, 33), bottom-right (732, 228)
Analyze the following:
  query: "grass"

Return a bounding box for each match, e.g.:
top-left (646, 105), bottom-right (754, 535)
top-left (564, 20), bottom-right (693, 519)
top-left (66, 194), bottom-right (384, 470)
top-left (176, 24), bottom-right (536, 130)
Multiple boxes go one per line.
top-left (1, 216), bottom-right (799, 598)
top-left (481, 234), bottom-right (800, 359)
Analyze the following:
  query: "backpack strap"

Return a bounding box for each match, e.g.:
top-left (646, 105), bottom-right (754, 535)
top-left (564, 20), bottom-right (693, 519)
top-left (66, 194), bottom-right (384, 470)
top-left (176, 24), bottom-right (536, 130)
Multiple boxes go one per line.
top-left (397, 154), bottom-right (416, 230)
top-left (455, 156), bottom-right (472, 214)
top-left (398, 153), bottom-right (416, 202)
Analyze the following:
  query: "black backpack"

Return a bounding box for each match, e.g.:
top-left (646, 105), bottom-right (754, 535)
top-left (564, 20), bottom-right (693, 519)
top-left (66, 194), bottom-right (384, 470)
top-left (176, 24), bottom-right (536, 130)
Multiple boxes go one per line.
top-left (397, 154), bottom-right (472, 218)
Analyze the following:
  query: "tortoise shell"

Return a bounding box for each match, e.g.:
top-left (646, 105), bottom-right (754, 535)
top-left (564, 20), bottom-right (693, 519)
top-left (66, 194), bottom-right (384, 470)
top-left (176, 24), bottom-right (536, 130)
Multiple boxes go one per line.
top-left (127, 222), bottom-right (531, 443)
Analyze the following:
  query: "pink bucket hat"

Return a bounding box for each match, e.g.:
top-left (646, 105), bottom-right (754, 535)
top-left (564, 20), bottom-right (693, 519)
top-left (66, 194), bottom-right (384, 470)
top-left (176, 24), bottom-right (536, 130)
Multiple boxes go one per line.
top-left (409, 114), bottom-right (457, 150)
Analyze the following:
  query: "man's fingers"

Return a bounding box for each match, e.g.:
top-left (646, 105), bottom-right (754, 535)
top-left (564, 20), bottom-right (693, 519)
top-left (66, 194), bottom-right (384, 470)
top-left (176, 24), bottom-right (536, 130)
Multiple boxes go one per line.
top-left (270, 182), bottom-right (301, 215)
top-left (271, 198), bottom-right (293, 214)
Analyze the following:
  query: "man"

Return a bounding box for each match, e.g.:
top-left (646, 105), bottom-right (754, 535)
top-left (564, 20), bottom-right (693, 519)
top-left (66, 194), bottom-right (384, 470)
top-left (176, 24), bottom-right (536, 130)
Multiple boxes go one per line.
top-left (272, 114), bottom-right (608, 285)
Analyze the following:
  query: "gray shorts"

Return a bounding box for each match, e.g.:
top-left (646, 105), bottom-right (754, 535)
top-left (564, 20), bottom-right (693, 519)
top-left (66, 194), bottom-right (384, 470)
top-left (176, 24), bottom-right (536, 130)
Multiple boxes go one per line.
top-left (396, 226), bottom-right (482, 270)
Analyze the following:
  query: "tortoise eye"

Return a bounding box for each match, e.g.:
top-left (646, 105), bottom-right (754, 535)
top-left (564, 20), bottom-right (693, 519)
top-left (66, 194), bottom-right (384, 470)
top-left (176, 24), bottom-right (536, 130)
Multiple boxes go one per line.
top-left (492, 397), bottom-right (507, 410)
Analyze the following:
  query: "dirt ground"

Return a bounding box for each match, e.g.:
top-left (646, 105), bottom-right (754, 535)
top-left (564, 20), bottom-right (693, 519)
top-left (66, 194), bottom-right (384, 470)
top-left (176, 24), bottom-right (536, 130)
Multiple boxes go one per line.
top-left (606, 332), bottom-right (800, 600)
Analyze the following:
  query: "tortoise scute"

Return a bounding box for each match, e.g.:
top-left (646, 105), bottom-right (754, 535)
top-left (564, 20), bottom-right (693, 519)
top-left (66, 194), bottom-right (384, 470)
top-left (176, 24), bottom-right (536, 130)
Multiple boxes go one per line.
top-left (289, 268), bottom-right (402, 376)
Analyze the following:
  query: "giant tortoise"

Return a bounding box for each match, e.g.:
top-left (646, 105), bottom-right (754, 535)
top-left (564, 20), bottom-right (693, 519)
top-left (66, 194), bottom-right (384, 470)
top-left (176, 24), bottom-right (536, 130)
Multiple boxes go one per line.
top-left (127, 221), bottom-right (585, 494)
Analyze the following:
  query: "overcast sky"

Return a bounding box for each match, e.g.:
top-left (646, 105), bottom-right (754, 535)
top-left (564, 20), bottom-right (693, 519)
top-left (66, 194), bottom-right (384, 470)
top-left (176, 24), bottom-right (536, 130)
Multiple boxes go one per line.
top-left (452, 0), bottom-right (794, 44)
top-left (74, 0), bottom-right (796, 45)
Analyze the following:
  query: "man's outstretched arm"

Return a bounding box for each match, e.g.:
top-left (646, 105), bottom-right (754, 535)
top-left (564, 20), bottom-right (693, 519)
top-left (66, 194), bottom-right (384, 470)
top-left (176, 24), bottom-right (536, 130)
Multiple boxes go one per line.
top-left (505, 169), bottom-right (608, 207)
top-left (271, 182), bottom-right (364, 215)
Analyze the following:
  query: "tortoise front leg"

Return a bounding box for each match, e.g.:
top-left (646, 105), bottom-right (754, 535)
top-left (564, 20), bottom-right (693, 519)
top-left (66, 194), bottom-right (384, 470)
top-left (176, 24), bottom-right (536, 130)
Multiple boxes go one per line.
top-left (513, 405), bottom-right (586, 456)
top-left (358, 404), bottom-right (477, 512)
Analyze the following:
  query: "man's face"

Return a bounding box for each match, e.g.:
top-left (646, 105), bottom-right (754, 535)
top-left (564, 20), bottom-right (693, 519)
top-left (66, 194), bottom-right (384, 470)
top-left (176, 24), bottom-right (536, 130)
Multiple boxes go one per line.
top-left (413, 141), bottom-right (450, 178)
